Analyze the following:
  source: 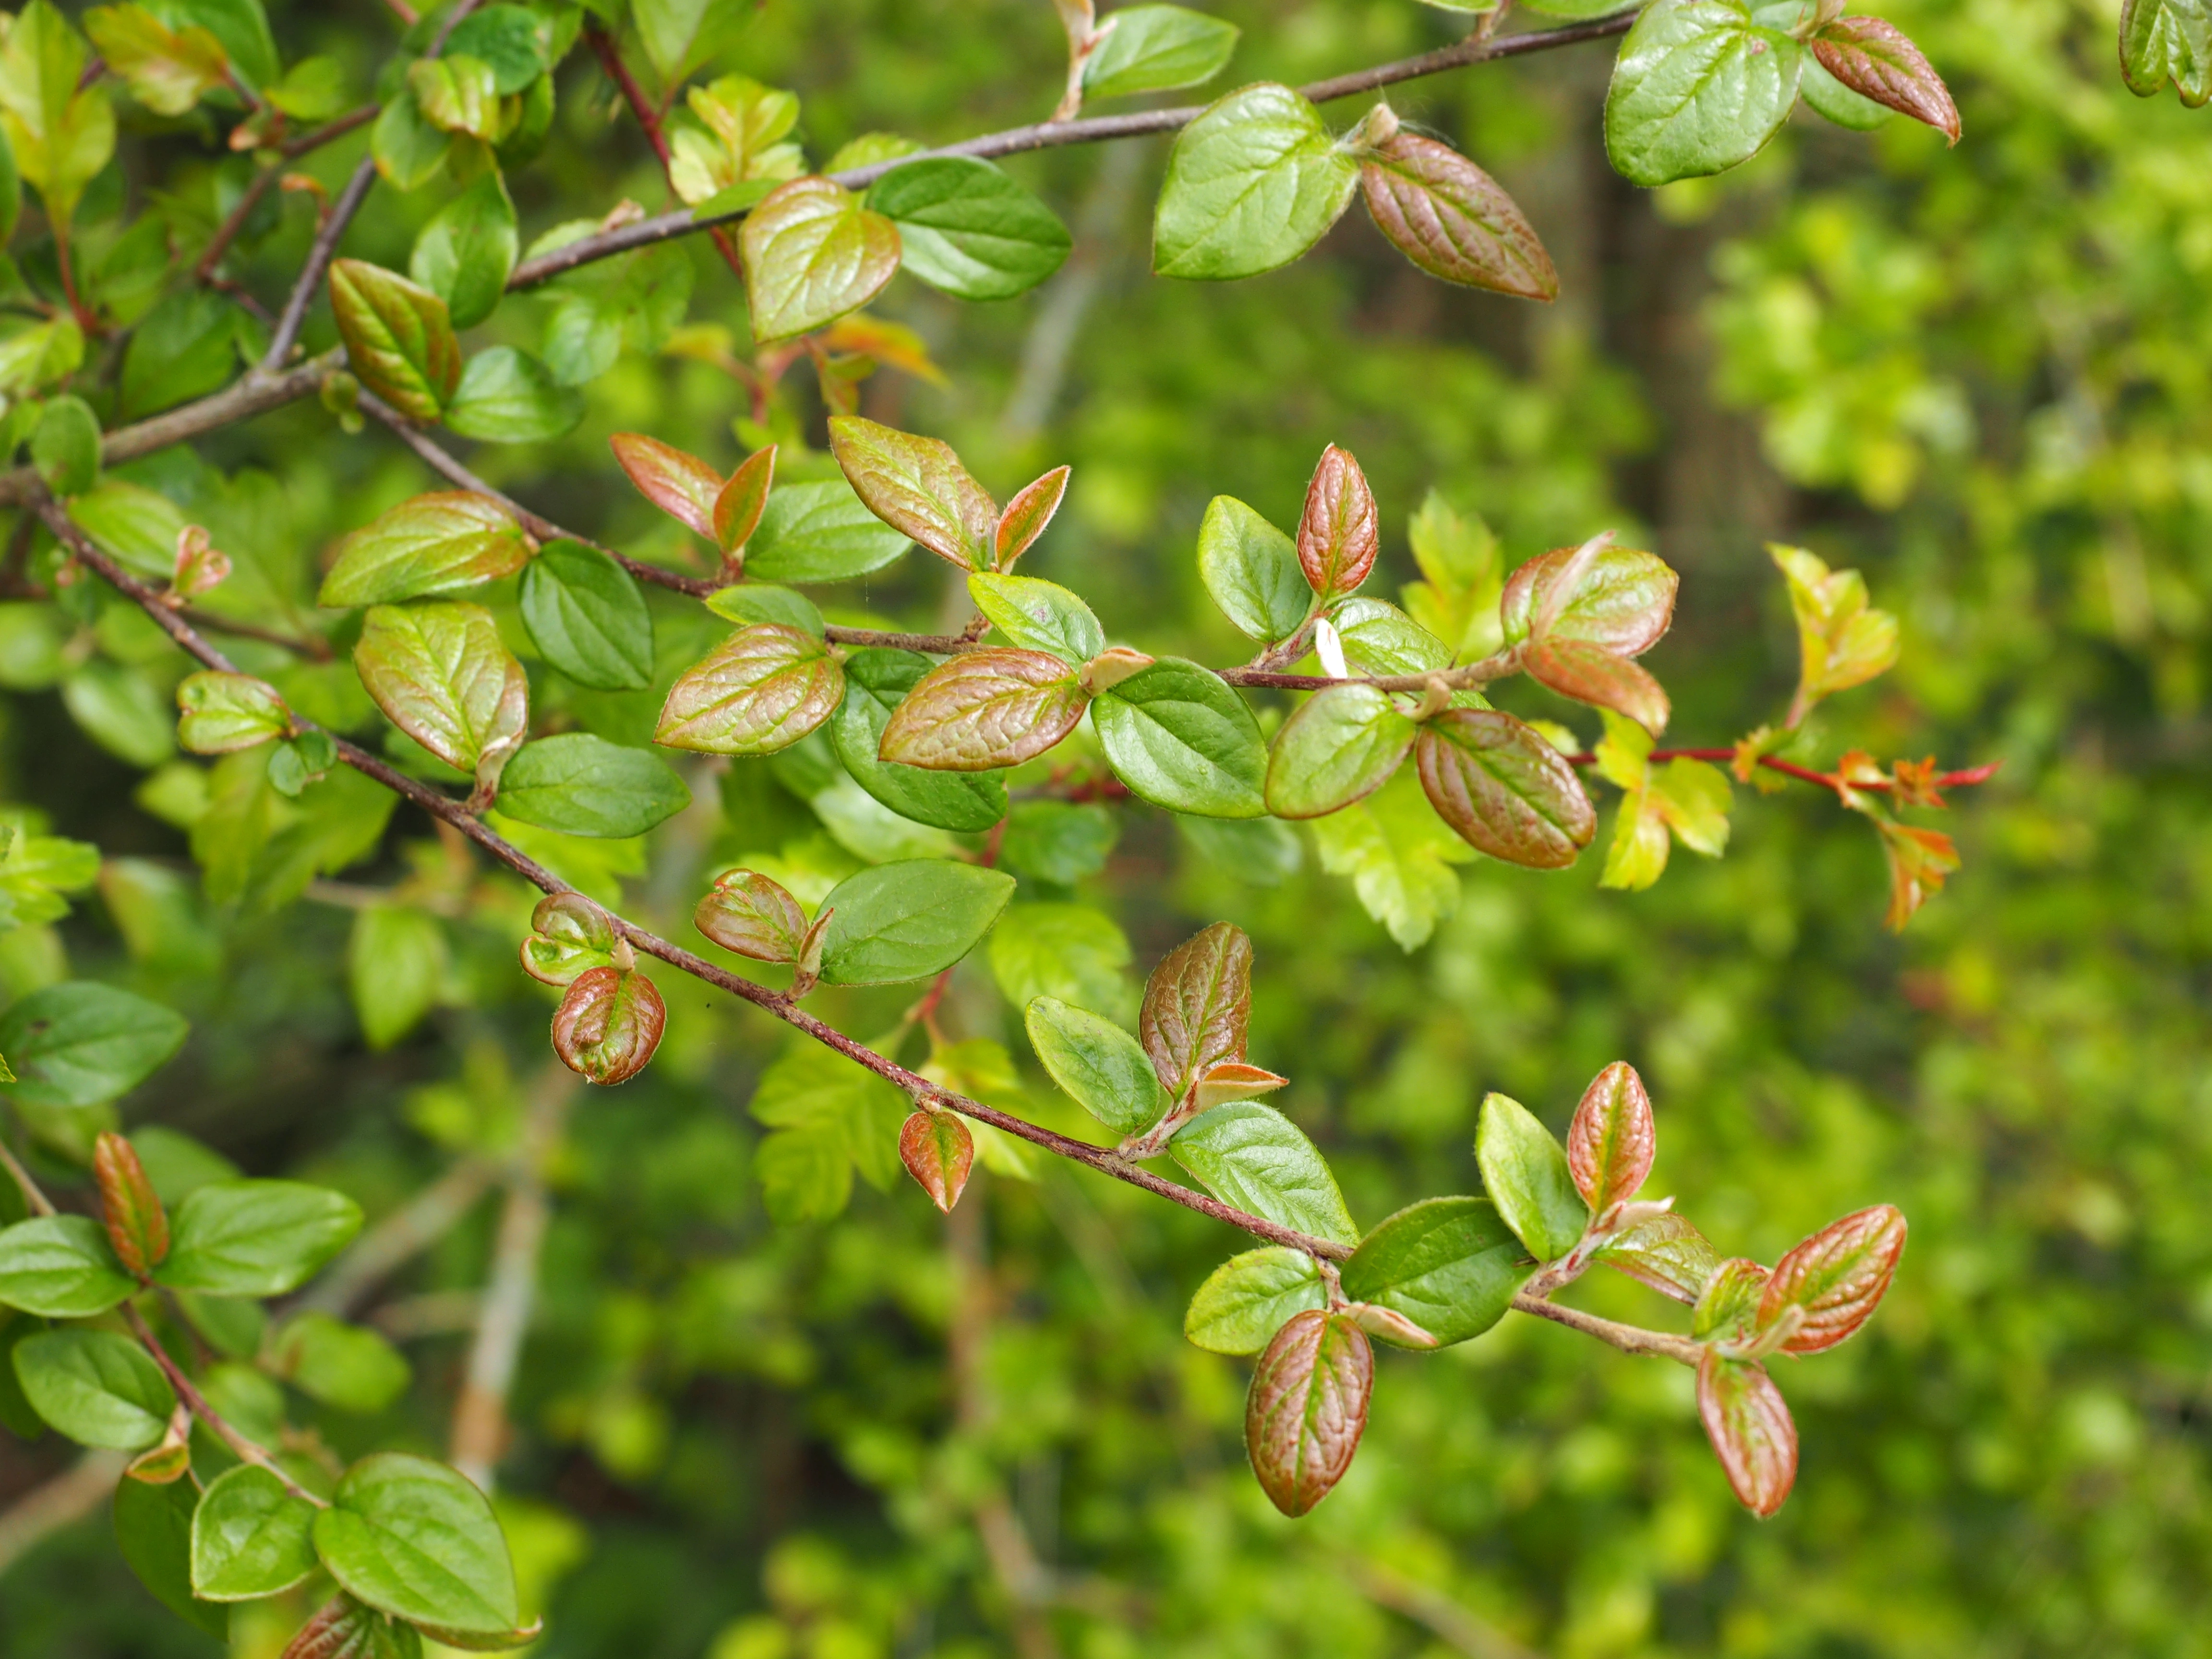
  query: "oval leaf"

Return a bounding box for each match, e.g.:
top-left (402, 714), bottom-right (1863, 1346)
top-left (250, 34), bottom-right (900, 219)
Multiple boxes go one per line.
top-left (1696, 1350), bottom-right (1797, 1517)
top-left (1565, 1061), bottom-right (1656, 1214)
top-left (1359, 128), bottom-right (1557, 300)
top-left (159, 1179), bottom-right (363, 1297)
top-left (1244, 1308), bottom-right (1371, 1516)
top-left (1475, 1092), bottom-right (1587, 1261)
top-left (815, 859), bottom-right (1016, 986)
top-left (1756, 1204), bottom-right (1907, 1354)
top-left (833, 648), bottom-right (1011, 829)
top-left (319, 493), bottom-right (536, 609)
top-left (1414, 709), bottom-right (1596, 867)
top-left (876, 649), bottom-right (1089, 770)
top-left (0, 979), bottom-right (188, 1108)
top-left (1265, 683), bottom-right (1416, 819)
top-left (192, 1464), bottom-right (320, 1601)
top-left (695, 868), bottom-right (808, 962)
top-left (1170, 1102), bottom-right (1359, 1249)
top-left (1596, 1209), bottom-right (1722, 1304)
top-left (1812, 16), bottom-right (1960, 141)
top-left (1197, 494), bottom-right (1309, 645)
top-left (611, 433), bottom-right (721, 539)
top-left (1295, 445), bottom-right (1378, 597)
top-left (744, 479), bottom-right (913, 583)
top-left (865, 156), bottom-right (1071, 301)
top-left (328, 259), bottom-right (461, 421)
top-left (740, 177), bottom-right (901, 343)
top-left (899, 1108), bottom-right (974, 1213)
top-left (826, 417), bottom-right (997, 569)
top-left (175, 671), bottom-right (289, 755)
top-left (1154, 83), bottom-right (1358, 280)
top-left (0, 1214), bottom-right (136, 1316)
top-left (1341, 1195), bottom-right (1531, 1347)
top-left (311, 1453), bottom-right (520, 1636)
top-left (1140, 920), bottom-right (1252, 1100)
top-left (551, 966), bottom-right (666, 1084)
top-left (1025, 995), bottom-right (1164, 1136)
top-left (517, 540), bottom-right (654, 692)
top-left (1604, 0), bottom-right (1804, 187)
top-left (354, 602), bottom-right (529, 781)
top-left (494, 733), bottom-right (691, 839)
top-left (1093, 658), bottom-right (1267, 818)
top-left (12, 1327), bottom-right (176, 1449)
top-left (1185, 1246), bottom-right (1326, 1355)
top-left (655, 623), bottom-right (845, 755)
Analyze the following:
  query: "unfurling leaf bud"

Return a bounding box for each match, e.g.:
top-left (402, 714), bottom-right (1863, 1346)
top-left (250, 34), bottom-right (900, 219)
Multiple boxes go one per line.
top-left (1756, 1204), bottom-right (1906, 1354)
top-left (1344, 1300), bottom-right (1437, 1348)
top-left (1296, 445), bottom-right (1378, 597)
top-left (520, 891), bottom-right (620, 986)
top-left (1245, 1308), bottom-right (1372, 1516)
top-left (791, 908), bottom-right (832, 998)
top-left (169, 526), bottom-right (231, 602)
top-left (1697, 1348), bottom-right (1797, 1517)
top-left (125, 1407), bottom-right (192, 1484)
top-left (551, 967), bottom-right (666, 1084)
top-left (1192, 1060), bottom-right (1288, 1113)
top-left (900, 1107), bottom-right (974, 1213)
top-left (93, 1130), bottom-right (168, 1278)
top-left (694, 869), bottom-right (807, 962)
top-left (1565, 1061), bottom-right (1655, 1215)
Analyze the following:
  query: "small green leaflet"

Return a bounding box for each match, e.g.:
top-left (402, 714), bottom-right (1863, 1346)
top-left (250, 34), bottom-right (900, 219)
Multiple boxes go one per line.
top-left (328, 259), bottom-right (462, 421)
top-left (816, 859), bottom-right (1016, 985)
top-left (444, 347), bottom-right (585, 444)
top-left (318, 493), bottom-right (536, 608)
top-left (191, 1464), bottom-right (320, 1601)
top-left (1093, 658), bottom-right (1267, 817)
top-left (349, 906), bottom-right (445, 1050)
top-left (311, 1453), bottom-right (522, 1638)
top-left (708, 582), bottom-right (823, 637)
top-left (990, 903), bottom-right (1132, 1021)
top-left (353, 602), bottom-right (530, 783)
top-left (409, 170), bottom-right (518, 330)
top-left (1341, 1196), bottom-right (1531, 1346)
top-left (744, 480), bottom-right (912, 583)
top-left (832, 648), bottom-right (1010, 832)
top-left (1196, 495), bottom-right (1309, 644)
top-left (1154, 83), bottom-right (1358, 280)
top-left (1170, 1101), bottom-right (1359, 1248)
top-left (0, 1214), bottom-right (136, 1316)
top-left (175, 672), bottom-right (289, 755)
top-left (1083, 4), bottom-right (1240, 100)
top-left (1264, 684), bottom-right (1415, 819)
top-left (1184, 1245), bottom-right (1325, 1354)
top-left (1604, 0), bottom-right (1804, 188)
top-left (1025, 995), bottom-right (1162, 1135)
top-left (740, 177), bottom-right (901, 343)
top-left (12, 1327), bottom-right (176, 1449)
top-left (494, 734), bottom-right (692, 839)
top-left (157, 1179), bottom-right (364, 1297)
top-left (969, 571), bottom-right (1106, 664)
top-left (0, 979), bottom-right (187, 1108)
top-left (2122, 0), bottom-right (2212, 104)
top-left (518, 541), bottom-right (655, 691)
top-left (267, 1313), bottom-right (413, 1415)
top-left (1475, 1093), bottom-right (1588, 1262)
top-left (865, 157), bottom-right (1071, 301)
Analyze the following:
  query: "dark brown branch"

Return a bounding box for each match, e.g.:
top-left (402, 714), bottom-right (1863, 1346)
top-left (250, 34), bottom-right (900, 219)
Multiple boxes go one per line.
top-left (507, 13), bottom-right (1639, 289)
top-left (282, 103), bottom-right (381, 158)
top-left (262, 156), bottom-right (375, 368)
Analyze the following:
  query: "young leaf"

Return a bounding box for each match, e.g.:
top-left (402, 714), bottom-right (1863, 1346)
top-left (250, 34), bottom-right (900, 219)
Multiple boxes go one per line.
top-left (1295, 445), bottom-right (1379, 597)
top-left (1093, 658), bottom-right (1268, 818)
top-left (1358, 120), bottom-right (1557, 300)
top-left (1264, 684), bottom-right (1416, 819)
top-left (176, 671), bottom-right (290, 755)
top-left (1244, 1309), bottom-right (1372, 1516)
top-left (318, 493), bottom-right (536, 608)
top-left (409, 170), bottom-right (519, 331)
top-left (1696, 1349), bottom-right (1797, 1517)
top-left (827, 417), bottom-right (998, 569)
top-left (1170, 1102), bottom-right (1360, 1248)
top-left (1185, 1246), bottom-right (1326, 1355)
top-left (12, 1327), bottom-right (176, 1449)
top-left (1770, 543), bottom-right (1899, 724)
top-left (876, 649), bottom-right (1090, 769)
top-left (354, 602), bottom-right (529, 788)
top-left (1154, 83), bottom-right (1358, 280)
top-left (264, 1313), bottom-right (412, 1416)
top-left (519, 891), bottom-right (619, 986)
top-left (159, 1180), bottom-right (364, 1297)
top-left (191, 1464), bottom-right (320, 1601)
top-left (1812, 16), bottom-right (1960, 141)
top-left (2121, 0), bottom-right (2212, 104)
top-left (1524, 637), bottom-right (1671, 733)
top-left (84, 3), bottom-right (229, 117)
top-left (1001, 799), bottom-right (1118, 885)
top-left (865, 157), bottom-right (1072, 301)
top-left (833, 648), bottom-right (1011, 830)
top-left (444, 347), bottom-right (585, 444)
top-left (32, 396), bottom-right (99, 496)
top-left (1025, 995), bottom-right (1164, 1135)
top-left (1193, 1060), bottom-right (1288, 1111)
top-left (0, 1214), bottom-right (136, 1316)
top-left (1414, 708), bottom-right (1596, 867)
top-left (815, 859), bottom-right (1017, 985)
top-left (495, 735), bottom-right (691, 839)
top-left (1341, 1195), bottom-right (1532, 1346)
top-left (1141, 921), bottom-right (1253, 1100)
top-left (610, 433), bottom-right (723, 539)
top-left (1565, 1061), bottom-right (1655, 1215)
top-left (1475, 1092), bottom-right (1587, 1261)
top-left (741, 177), bottom-right (902, 343)
top-left (1198, 494), bottom-right (1309, 645)
top-left (1604, 0), bottom-right (1804, 187)
top-left (696, 868), bottom-right (809, 962)
top-left (518, 541), bottom-right (654, 692)
top-left (551, 967), bottom-right (666, 1084)
top-left (0, 980), bottom-right (188, 1108)
top-left (744, 479), bottom-right (913, 583)
top-left (94, 1130), bottom-right (167, 1277)
top-left (969, 571), bottom-right (1106, 664)
top-left (1500, 541), bottom-right (1678, 656)
top-left (714, 445), bottom-right (777, 557)
top-left (328, 260), bottom-right (463, 421)
top-left (1082, 3), bottom-right (1239, 100)
top-left (1331, 596), bottom-right (1453, 677)
top-left (1596, 1209), bottom-right (1722, 1304)
top-left (1878, 817), bottom-right (1960, 932)
top-left (1757, 1204), bottom-right (1907, 1354)
top-left (0, 2), bottom-right (116, 227)
top-left (311, 1454), bottom-right (520, 1638)
top-left (899, 1108), bottom-right (974, 1213)
top-left (995, 465), bottom-right (1070, 567)
top-left (655, 624), bottom-right (845, 755)
top-left (1693, 1256), bottom-right (1770, 1342)
top-left (708, 583), bottom-right (824, 637)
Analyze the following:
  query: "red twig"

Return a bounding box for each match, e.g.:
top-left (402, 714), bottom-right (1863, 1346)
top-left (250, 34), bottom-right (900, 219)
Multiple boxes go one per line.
top-left (581, 23), bottom-right (747, 283)
top-left (1566, 747), bottom-right (2002, 798)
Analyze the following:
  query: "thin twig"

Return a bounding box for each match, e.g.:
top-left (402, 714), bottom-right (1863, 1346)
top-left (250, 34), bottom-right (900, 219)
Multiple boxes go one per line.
top-left (121, 1304), bottom-right (331, 1505)
top-left (260, 156), bottom-right (375, 369)
top-left (1506, 1291), bottom-right (1702, 1364)
top-left (282, 103), bottom-right (381, 158)
top-left (1564, 746), bottom-right (2003, 797)
top-left (581, 22), bottom-right (748, 281)
top-left (0, 1140), bottom-right (57, 1216)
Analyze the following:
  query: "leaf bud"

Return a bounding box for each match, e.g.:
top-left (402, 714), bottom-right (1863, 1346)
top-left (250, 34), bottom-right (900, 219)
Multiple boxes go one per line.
top-left (93, 1130), bottom-right (168, 1278)
top-left (550, 967), bottom-right (666, 1085)
top-left (899, 1107), bottom-right (974, 1214)
top-left (1078, 646), bottom-right (1154, 696)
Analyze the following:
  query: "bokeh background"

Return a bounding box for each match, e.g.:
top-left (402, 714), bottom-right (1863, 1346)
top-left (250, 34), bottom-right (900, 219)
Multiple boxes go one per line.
top-left (3, 0), bottom-right (2206, 1654)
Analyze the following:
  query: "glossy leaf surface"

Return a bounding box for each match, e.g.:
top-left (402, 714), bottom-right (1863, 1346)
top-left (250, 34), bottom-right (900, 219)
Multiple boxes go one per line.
top-left (833, 648), bottom-right (1011, 829)
top-left (740, 177), bottom-right (901, 343)
top-left (876, 649), bottom-right (1088, 770)
top-left (1093, 658), bottom-right (1267, 817)
top-left (1170, 1102), bottom-right (1359, 1248)
top-left (1244, 1309), bottom-right (1371, 1516)
top-left (815, 860), bottom-right (1016, 985)
top-left (1475, 1092), bottom-right (1587, 1261)
top-left (655, 624), bottom-right (844, 755)
top-left (1154, 83), bottom-right (1358, 279)
top-left (1414, 709), bottom-right (1596, 867)
top-left (1185, 1246), bottom-right (1326, 1355)
top-left (1341, 1195), bottom-right (1531, 1346)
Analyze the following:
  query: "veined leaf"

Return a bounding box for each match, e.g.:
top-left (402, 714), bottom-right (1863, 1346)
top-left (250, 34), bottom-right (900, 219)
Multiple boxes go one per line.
top-left (354, 602), bottom-right (529, 786)
top-left (899, 1108), bottom-right (974, 1213)
top-left (192, 1464), bottom-right (320, 1602)
top-left (1185, 1246), bottom-right (1325, 1355)
top-left (1475, 1091), bottom-right (1587, 1261)
top-left (518, 541), bottom-right (654, 692)
top-left (695, 868), bottom-right (808, 962)
top-left (865, 157), bottom-right (1071, 301)
top-left (0, 979), bottom-right (187, 1108)
top-left (1084, 4), bottom-right (1240, 100)
top-left (1154, 83), bottom-right (1358, 280)
top-left (0, 1214), bottom-right (136, 1316)
top-left (745, 479), bottom-right (913, 583)
top-left (740, 177), bottom-right (901, 343)
top-left (611, 432), bottom-right (722, 539)
top-left (1341, 1195), bottom-right (1530, 1346)
top-left (176, 672), bottom-right (289, 755)
top-left (815, 859), bottom-right (1016, 986)
top-left (1358, 123), bottom-right (1557, 300)
top-left (655, 624), bottom-right (845, 755)
top-left (1414, 708), bottom-right (1595, 867)
top-left (551, 967), bottom-right (665, 1084)
top-left (13, 1327), bottom-right (174, 1449)
top-left (827, 417), bottom-right (998, 569)
top-left (995, 466), bottom-right (1070, 567)
top-left (1697, 1350), bottom-right (1797, 1516)
top-left (1500, 541), bottom-right (1678, 655)
top-left (834, 648), bottom-right (1010, 830)
top-left (1295, 444), bottom-right (1378, 596)
top-left (1813, 15), bottom-right (1960, 139)
top-left (1756, 1204), bottom-right (1906, 1354)
top-left (1565, 1060), bottom-right (1656, 1214)
top-left (158, 1179), bottom-right (363, 1297)
top-left (1596, 1209), bottom-right (1721, 1303)
top-left (318, 493), bottom-right (536, 608)
top-left (1170, 1101), bottom-right (1359, 1248)
top-left (1025, 995), bottom-right (1163, 1136)
top-left (1093, 658), bottom-right (1267, 818)
top-left (1140, 920), bottom-right (1252, 1100)
top-left (876, 649), bottom-right (1089, 770)
top-left (2122, 0), bottom-right (2212, 104)
top-left (969, 571), bottom-right (1106, 664)
top-left (1265, 684), bottom-right (1415, 819)
top-left (1244, 1309), bottom-right (1371, 1516)
top-left (311, 1454), bottom-right (520, 1637)
top-left (328, 260), bottom-right (462, 421)
top-left (1198, 494), bottom-right (1309, 644)
top-left (495, 734), bottom-right (691, 839)
top-left (1604, 0), bottom-right (1803, 187)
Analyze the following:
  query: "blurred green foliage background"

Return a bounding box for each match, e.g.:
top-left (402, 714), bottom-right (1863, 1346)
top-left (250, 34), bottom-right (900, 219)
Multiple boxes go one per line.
top-left (3, 0), bottom-right (2206, 1655)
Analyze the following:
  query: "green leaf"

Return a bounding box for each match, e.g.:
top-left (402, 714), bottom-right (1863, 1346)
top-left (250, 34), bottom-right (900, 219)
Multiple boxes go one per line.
top-left (667, 73), bottom-right (803, 206)
top-left (655, 624), bottom-right (845, 755)
top-left (312, 1453), bottom-right (520, 1636)
top-left (877, 649), bottom-right (1090, 770)
top-left (1083, 3), bottom-right (1240, 100)
top-left (1603, 0), bottom-right (1804, 188)
top-left (1341, 1196), bottom-right (1531, 1346)
top-left (1413, 708), bottom-right (1595, 867)
top-left (0, 1), bottom-right (116, 225)
top-left (1475, 1092), bottom-right (1587, 1261)
top-left (12, 1326), bottom-right (175, 1449)
top-left (740, 177), bottom-right (901, 344)
top-left (968, 571), bottom-right (1106, 664)
top-left (2123, 0), bottom-right (2212, 103)
top-left (62, 660), bottom-right (177, 767)
top-left (0, 315), bottom-right (84, 397)
top-left (1770, 542), bottom-right (1899, 719)
top-left (1331, 596), bottom-right (1454, 677)
top-left (328, 260), bottom-right (463, 421)
top-left (445, 347), bottom-right (584, 444)
top-left (119, 289), bottom-right (247, 420)
top-left (115, 1475), bottom-right (229, 1641)
top-left (815, 859), bottom-right (1016, 986)
top-left (832, 648), bottom-right (1010, 831)
top-left (191, 1463), bottom-right (320, 1601)
top-left (990, 903), bottom-right (1132, 1022)
top-left (520, 890), bottom-right (620, 986)
top-left (67, 478), bottom-right (190, 578)
top-left (707, 582), bottom-right (823, 637)
top-left (826, 416), bottom-right (998, 570)
top-left (176, 671), bottom-right (289, 755)
top-left (1596, 1209), bottom-right (1721, 1303)
top-left (755, 1126), bottom-right (853, 1225)
top-left (266, 1312), bottom-right (413, 1415)
top-left (371, 84), bottom-right (452, 191)
top-left (1153, 83), bottom-right (1358, 280)
top-left (865, 157), bottom-right (1070, 301)
top-left (1186, 1247), bottom-right (1328, 1358)
top-left (1093, 658), bottom-right (1266, 818)
top-left (158, 1179), bottom-right (364, 1297)
top-left (495, 734), bottom-right (690, 838)
top-left (1244, 1309), bottom-right (1370, 1516)
top-left (348, 905), bottom-right (446, 1050)
top-left (0, 1214), bottom-right (136, 1316)
top-left (1000, 799), bottom-right (1117, 885)
top-left (1799, 51), bottom-right (1893, 129)
top-left (744, 480), bottom-right (912, 583)
top-left (442, 4), bottom-right (550, 94)
top-left (409, 54), bottom-right (505, 141)
top-left (319, 493), bottom-right (535, 608)
top-left (1196, 495), bottom-right (1308, 644)
top-left (1264, 684), bottom-right (1416, 819)
top-left (1024, 995), bottom-right (1162, 1136)
top-left (32, 395), bottom-right (101, 496)
top-left (409, 171), bottom-right (518, 331)
top-left (0, 979), bottom-right (187, 1108)
top-left (518, 541), bottom-right (653, 691)
top-left (1171, 1102), bottom-right (1359, 1248)
top-left (353, 602), bottom-right (530, 784)
top-left (752, 1033), bottom-right (909, 1198)
top-left (1358, 124), bottom-right (1557, 300)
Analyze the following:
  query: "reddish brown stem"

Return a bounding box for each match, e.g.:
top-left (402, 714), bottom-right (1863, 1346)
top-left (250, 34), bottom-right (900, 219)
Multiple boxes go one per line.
top-left (582, 22), bottom-right (748, 283)
top-left (1565, 747), bottom-right (2001, 798)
